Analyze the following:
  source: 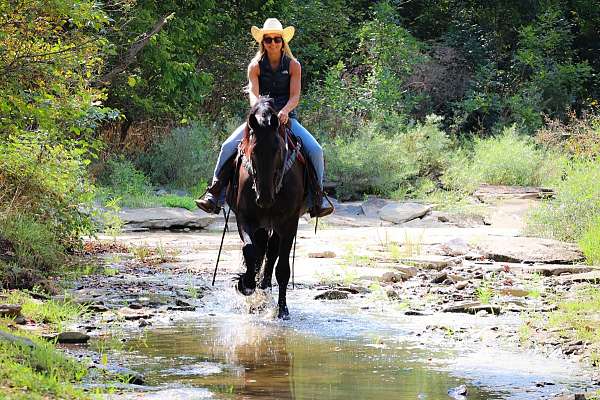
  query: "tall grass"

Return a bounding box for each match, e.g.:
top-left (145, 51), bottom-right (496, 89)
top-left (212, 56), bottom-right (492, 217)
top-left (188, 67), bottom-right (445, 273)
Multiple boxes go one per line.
top-left (527, 159), bottom-right (600, 242)
top-left (441, 125), bottom-right (564, 193)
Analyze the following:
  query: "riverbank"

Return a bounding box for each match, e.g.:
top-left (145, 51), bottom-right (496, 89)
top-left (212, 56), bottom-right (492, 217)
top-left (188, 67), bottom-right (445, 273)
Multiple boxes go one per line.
top-left (2, 191), bottom-right (600, 399)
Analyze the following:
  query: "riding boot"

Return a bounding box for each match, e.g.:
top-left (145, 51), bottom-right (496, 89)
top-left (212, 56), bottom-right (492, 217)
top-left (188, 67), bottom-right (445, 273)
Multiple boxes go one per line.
top-left (309, 190), bottom-right (334, 218)
top-left (195, 158), bottom-right (235, 214)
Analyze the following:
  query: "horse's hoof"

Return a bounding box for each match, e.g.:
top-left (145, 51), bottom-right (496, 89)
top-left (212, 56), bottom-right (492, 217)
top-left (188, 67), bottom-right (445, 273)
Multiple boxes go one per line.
top-left (277, 305), bottom-right (290, 320)
top-left (236, 276), bottom-right (256, 296)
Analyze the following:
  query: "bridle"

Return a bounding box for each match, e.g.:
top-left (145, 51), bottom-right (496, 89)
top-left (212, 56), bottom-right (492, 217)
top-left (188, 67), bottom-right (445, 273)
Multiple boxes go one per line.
top-left (239, 122), bottom-right (301, 196)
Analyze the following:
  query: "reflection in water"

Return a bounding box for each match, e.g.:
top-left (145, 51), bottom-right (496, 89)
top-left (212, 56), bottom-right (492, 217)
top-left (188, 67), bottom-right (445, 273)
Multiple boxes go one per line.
top-left (118, 315), bottom-right (504, 400)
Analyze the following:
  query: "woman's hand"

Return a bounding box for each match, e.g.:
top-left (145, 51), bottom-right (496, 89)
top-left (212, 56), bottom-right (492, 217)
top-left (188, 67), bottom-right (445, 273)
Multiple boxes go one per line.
top-left (278, 109), bottom-right (289, 125)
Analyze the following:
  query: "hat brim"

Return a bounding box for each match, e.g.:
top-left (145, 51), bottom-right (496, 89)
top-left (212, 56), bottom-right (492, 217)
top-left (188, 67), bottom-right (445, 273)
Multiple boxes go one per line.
top-left (251, 25), bottom-right (295, 43)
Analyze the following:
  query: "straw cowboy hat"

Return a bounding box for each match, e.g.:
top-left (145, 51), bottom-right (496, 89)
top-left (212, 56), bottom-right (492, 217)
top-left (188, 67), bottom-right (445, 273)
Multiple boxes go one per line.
top-left (251, 18), bottom-right (295, 43)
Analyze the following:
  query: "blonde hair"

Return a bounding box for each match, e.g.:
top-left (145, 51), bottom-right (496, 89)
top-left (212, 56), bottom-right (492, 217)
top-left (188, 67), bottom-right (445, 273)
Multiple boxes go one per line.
top-left (249, 40), bottom-right (296, 66)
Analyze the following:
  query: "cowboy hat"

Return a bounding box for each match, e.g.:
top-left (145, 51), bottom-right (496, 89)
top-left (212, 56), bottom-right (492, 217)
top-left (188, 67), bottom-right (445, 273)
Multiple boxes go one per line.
top-left (251, 18), bottom-right (295, 43)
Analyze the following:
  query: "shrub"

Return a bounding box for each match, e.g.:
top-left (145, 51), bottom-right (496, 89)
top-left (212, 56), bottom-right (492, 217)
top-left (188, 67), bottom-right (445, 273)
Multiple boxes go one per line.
top-left (442, 126), bottom-right (564, 193)
top-left (536, 113), bottom-right (600, 159)
top-left (0, 214), bottom-right (64, 273)
top-left (527, 159), bottom-right (600, 242)
top-left (0, 133), bottom-right (96, 248)
top-left (579, 217), bottom-right (600, 266)
top-left (326, 115), bottom-right (450, 199)
top-left (96, 156), bottom-right (152, 197)
top-left (135, 122), bottom-right (221, 190)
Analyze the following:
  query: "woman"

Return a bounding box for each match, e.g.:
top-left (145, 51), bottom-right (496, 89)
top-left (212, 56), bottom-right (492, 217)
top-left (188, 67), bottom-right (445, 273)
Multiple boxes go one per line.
top-left (195, 18), bottom-right (333, 218)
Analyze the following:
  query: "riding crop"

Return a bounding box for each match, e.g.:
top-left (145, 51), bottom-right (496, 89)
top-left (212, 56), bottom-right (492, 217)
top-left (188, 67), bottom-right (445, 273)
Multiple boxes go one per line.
top-left (212, 207), bottom-right (231, 286)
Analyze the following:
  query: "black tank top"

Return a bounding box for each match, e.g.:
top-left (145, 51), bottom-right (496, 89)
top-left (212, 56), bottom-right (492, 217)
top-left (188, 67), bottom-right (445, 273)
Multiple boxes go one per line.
top-left (258, 53), bottom-right (296, 118)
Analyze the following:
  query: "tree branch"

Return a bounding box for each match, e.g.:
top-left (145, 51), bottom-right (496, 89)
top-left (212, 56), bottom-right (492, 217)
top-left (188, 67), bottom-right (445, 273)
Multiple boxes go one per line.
top-left (97, 12), bottom-right (175, 85)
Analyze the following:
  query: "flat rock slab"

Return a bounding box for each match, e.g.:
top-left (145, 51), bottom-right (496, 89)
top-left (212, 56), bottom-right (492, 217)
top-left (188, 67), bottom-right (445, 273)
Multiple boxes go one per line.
top-left (514, 264), bottom-right (600, 276)
top-left (325, 214), bottom-right (393, 227)
top-left (379, 202), bottom-right (433, 224)
top-left (399, 255), bottom-right (458, 270)
top-left (119, 208), bottom-right (217, 230)
top-left (442, 301), bottom-right (501, 315)
top-left (361, 197), bottom-right (394, 218)
top-left (476, 236), bottom-right (584, 264)
top-left (56, 331), bottom-right (90, 344)
top-left (474, 184), bottom-right (554, 202)
top-left (559, 271), bottom-right (600, 283)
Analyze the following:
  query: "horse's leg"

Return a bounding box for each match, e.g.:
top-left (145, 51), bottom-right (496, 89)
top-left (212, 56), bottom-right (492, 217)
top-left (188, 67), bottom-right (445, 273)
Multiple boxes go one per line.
top-left (259, 233), bottom-right (280, 290)
top-left (253, 228), bottom-right (269, 287)
top-left (275, 229), bottom-right (296, 320)
top-left (237, 224), bottom-right (263, 296)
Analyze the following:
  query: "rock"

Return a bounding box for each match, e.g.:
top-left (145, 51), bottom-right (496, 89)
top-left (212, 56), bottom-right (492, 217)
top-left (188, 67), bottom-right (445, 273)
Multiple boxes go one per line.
top-left (334, 202), bottom-right (364, 217)
top-left (314, 290), bottom-right (349, 300)
top-left (439, 238), bottom-right (471, 256)
top-left (87, 303), bottom-right (109, 312)
top-left (431, 272), bottom-right (448, 284)
top-left (399, 255), bottom-right (457, 270)
top-left (128, 302), bottom-right (143, 309)
top-left (139, 319), bottom-right (151, 327)
top-left (379, 202), bottom-right (433, 224)
top-left (385, 287), bottom-right (400, 300)
top-left (361, 197), bottom-right (393, 218)
top-left (308, 251), bottom-right (336, 258)
top-left (0, 304), bottom-right (21, 317)
top-left (431, 212), bottom-right (486, 228)
top-left (552, 395), bottom-right (586, 400)
top-left (476, 236), bottom-right (584, 264)
top-left (448, 384), bottom-right (468, 399)
top-left (337, 286), bottom-right (364, 294)
top-left (14, 316), bottom-right (26, 325)
top-left (473, 184), bottom-right (554, 202)
top-left (118, 207), bottom-right (217, 231)
top-left (0, 329), bottom-right (35, 348)
top-left (559, 271), bottom-right (600, 283)
top-left (56, 331), bottom-right (90, 344)
top-left (118, 308), bottom-right (153, 320)
top-left (442, 301), bottom-right (501, 315)
top-left (380, 271), bottom-right (404, 283)
top-left (455, 281), bottom-right (469, 290)
top-left (167, 306), bottom-right (196, 311)
top-left (405, 310), bottom-right (432, 316)
top-left (499, 287), bottom-right (530, 297)
top-left (393, 265), bottom-right (418, 278)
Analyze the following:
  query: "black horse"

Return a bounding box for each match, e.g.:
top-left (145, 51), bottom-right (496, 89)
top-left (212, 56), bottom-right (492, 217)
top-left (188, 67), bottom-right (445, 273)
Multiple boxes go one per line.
top-left (227, 97), bottom-right (306, 320)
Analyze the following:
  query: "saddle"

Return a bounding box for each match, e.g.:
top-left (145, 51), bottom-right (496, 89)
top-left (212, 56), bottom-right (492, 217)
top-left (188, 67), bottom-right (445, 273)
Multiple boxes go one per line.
top-left (228, 122), bottom-right (324, 212)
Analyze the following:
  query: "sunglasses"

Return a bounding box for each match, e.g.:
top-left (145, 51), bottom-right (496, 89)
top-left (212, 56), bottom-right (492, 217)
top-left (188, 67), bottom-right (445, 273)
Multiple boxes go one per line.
top-left (263, 36), bottom-right (283, 44)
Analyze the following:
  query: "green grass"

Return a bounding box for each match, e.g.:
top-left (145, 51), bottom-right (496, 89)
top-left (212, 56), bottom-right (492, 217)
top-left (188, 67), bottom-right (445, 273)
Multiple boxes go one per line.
top-left (159, 194), bottom-right (197, 210)
top-left (540, 285), bottom-right (600, 366)
top-left (0, 325), bottom-right (90, 399)
top-left (527, 159), bottom-right (600, 243)
top-left (475, 280), bottom-right (494, 304)
top-left (4, 291), bottom-right (87, 332)
top-left (579, 217), bottom-right (600, 265)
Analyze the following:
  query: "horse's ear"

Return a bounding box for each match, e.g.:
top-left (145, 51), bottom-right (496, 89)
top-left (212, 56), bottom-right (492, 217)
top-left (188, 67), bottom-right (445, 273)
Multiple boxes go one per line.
top-left (248, 113), bottom-right (259, 132)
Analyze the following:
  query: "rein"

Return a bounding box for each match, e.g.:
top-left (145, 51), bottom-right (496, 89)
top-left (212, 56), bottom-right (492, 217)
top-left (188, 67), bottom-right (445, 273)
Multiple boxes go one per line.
top-left (239, 123), bottom-right (302, 195)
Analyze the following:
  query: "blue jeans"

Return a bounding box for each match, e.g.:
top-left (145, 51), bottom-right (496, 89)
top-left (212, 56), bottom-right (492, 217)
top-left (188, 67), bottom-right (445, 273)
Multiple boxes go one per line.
top-left (213, 118), bottom-right (324, 186)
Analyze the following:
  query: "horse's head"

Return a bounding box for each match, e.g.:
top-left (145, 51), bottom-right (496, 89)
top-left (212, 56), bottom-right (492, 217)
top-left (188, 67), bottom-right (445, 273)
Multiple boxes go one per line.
top-left (245, 96), bottom-right (282, 208)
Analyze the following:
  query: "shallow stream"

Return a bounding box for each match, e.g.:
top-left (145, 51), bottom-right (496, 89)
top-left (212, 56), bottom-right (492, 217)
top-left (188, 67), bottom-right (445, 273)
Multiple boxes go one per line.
top-left (94, 288), bottom-right (592, 400)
